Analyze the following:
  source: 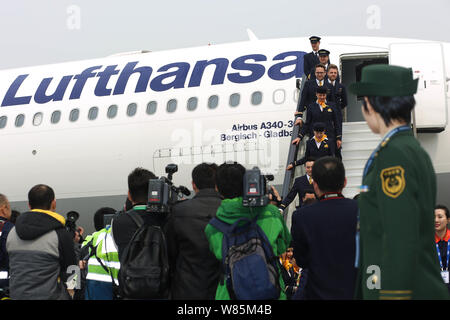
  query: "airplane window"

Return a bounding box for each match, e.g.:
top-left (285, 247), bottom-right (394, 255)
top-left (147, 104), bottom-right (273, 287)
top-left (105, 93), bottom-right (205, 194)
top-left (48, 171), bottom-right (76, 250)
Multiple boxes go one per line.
top-left (146, 101), bottom-right (157, 115)
top-left (15, 114), bottom-right (25, 127)
top-left (107, 105), bottom-right (118, 119)
top-left (273, 89), bottom-right (286, 105)
top-left (251, 91), bottom-right (263, 105)
top-left (229, 93), bottom-right (240, 107)
top-left (33, 112), bottom-right (43, 126)
top-left (88, 107), bottom-right (99, 120)
top-left (127, 103), bottom-right (137, 117)
top-left (208, 95), bottom-right (219, 109)
top-left (187, 97), bottom-right (198, 111)
top-left (69, 109), bottom-right (79, 122)
top-left (0, 116), bottom-right (7, 129)
top-left (51, 110), bottom-right (61, 124)
top-left (167, 99), bottom-right (177, 113)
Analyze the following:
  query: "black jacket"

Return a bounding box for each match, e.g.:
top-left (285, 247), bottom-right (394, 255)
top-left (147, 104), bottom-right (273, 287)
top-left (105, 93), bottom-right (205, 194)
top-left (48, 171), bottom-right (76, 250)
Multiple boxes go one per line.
top-left (294, 137), bottom-right (334, 166)
top-left (303, 51), bottom-right (320, 80)
top-left (297, 78), bottom-right (323, 114)
top-left (291, 196), bottom-right (358, 300)
top-left (6, 210), bottom-right (77, 300)
top-left (299, 101), bottom-right (342, 141)
top-left (279, 175), bottom-right (313, 210)
top-left (324, 80), bottom-right (347, 123)
top-left (166, 189), bottom-right (222, 300)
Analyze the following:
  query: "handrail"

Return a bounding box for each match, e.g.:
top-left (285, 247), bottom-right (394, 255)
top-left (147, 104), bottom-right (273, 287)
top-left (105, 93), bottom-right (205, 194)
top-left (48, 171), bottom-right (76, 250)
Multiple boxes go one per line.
top-left (411, 108), bottom-right (417, 138)
top-left (281, 75), bottom-right (308, 222)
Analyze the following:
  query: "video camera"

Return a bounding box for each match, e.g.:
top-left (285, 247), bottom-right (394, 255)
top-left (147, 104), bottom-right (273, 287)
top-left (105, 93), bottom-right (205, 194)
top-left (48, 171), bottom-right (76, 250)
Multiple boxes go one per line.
top-left (242, 167), bottom-right (276, 207)
top-left (102, 213), bottom-right (116, 228)
top-left (65, 210), bottom-right (83, 242)
top-left (147, 164), bottom-right (190, 213)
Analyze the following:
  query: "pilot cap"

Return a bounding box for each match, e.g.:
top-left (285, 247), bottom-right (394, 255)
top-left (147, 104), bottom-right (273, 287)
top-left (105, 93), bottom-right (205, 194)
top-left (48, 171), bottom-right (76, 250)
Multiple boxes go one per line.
top-left (318, 49), bottom-right (330, 56)
top-left (313, 122), bottom-right (326, 132)
top-left (316, 87), bottom-right (327, 94)
top-left (309, 36), bottom-right (321, 43)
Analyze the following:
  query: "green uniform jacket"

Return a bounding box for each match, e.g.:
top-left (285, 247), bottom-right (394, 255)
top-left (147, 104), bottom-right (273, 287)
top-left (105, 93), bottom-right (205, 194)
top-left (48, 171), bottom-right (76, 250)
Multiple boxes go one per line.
top-left (355, 128), bottom-right (450, 300)
top-left (204, 197), bottom-right (292, 300)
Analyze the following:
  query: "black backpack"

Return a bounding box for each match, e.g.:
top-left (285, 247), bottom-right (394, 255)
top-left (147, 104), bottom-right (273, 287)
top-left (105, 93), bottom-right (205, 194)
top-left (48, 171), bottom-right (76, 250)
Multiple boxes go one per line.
top-left (118, 211), bottom-right (170, 299)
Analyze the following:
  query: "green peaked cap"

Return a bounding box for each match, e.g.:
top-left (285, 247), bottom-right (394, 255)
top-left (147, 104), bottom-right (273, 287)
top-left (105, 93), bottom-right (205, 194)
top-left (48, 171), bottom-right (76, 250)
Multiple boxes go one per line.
top-left (348, 64), bottom-right (418, 97)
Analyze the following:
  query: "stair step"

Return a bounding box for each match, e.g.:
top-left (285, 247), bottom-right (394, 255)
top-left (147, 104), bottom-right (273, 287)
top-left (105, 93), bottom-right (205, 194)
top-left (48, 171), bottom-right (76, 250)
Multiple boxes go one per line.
top-left (345, 171), bottom-right (364, 177)
top-left (341, 145), bottom-right (374, 152)
top-left (345, 167), bottom-right (365, 174)
top-left (346, 175), bottom-right (363, 186)
top-left (343, 128), bottom-right (373, 132)
top-left (343, 141), bottom-right (379, 150)
top-left (343, 187), bottom-right (360, 199)
top-left (343, 132), bottom-right (378, 140)
top-left (342, 121), bottom-right (370, 131)
top-left (343, 136), bottom-right (380, 142)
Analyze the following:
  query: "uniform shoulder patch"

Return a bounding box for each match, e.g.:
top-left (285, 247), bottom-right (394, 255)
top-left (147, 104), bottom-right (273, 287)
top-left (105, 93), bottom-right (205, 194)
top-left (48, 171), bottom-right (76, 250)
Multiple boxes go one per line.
top-left (380, 166), bottom-right (405, 198)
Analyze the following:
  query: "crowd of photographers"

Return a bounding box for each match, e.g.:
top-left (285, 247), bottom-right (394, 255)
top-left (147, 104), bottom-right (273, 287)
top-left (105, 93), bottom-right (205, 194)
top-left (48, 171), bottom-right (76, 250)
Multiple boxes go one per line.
top-left (0, 157), bottom-right (449, 300)
top-left (0, 156), bottom-right (351, 300)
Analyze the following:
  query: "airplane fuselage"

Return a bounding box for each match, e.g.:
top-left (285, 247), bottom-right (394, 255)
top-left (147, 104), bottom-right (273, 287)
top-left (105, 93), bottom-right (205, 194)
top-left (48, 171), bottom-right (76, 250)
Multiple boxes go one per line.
top-left (1, 36), bottom-right (449, 233)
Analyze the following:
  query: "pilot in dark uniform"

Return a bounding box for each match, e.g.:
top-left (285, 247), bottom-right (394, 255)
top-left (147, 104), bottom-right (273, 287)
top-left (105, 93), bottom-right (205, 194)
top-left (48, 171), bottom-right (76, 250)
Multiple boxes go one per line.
top-left (325, 64), bottom-right (348, 123)
top-left (290, 122), bottom-right (334, 167)
top-left (303, 36), bottom-right (321, 79)
top-left (280, 158), bottom-right (315, 212)
top-left (309, 49), bottom-right (340, 83)
top-left (324, 64), bottom-right (347, 159)
top-left (296, 64), bottom-right (327, 116)
top-left (294, 87), bottom-right (342, 156)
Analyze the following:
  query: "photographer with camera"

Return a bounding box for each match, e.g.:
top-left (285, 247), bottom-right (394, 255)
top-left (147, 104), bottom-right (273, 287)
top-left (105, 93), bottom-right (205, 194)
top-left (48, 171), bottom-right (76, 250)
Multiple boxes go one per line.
top-left (113, 166), bottom-right (190, 300)
top-left (112, 168), bottom-right (159, 259)
top-left (166, 163), bottom-right (222, 300)
top-left (205, 162), bottom-right (291, 300)
top-left (6, 184), bottom-right (77, 300)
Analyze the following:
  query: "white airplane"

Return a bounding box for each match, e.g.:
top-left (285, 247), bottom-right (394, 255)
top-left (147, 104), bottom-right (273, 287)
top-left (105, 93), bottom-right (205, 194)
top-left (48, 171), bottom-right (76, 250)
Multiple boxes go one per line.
top-left (1, 34), bottom-right (449, 233)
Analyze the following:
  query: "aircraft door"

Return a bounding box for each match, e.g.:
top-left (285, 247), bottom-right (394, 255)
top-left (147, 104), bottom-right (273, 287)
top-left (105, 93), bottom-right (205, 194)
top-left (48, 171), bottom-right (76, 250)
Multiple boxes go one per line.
top-left (390, 42), bottom-right (447, 131)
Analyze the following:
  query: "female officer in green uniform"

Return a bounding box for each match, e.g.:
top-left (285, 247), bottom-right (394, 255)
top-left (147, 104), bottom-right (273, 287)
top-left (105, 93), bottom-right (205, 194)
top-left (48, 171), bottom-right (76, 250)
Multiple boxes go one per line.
top-left (348, 64), bottom-right (450, 300)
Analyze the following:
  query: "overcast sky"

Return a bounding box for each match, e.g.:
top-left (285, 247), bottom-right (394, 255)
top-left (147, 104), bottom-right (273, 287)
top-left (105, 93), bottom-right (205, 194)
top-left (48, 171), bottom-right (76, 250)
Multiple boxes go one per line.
top-left (0, 0), bottom-right (448, 70)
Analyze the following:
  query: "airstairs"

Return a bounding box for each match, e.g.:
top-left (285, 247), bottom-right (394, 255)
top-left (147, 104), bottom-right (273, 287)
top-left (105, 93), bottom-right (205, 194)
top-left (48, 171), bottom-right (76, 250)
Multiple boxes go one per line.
top-left (281, 121), bottom-right (380, 229)
top-left (281, 78), bottom-right (381, 229)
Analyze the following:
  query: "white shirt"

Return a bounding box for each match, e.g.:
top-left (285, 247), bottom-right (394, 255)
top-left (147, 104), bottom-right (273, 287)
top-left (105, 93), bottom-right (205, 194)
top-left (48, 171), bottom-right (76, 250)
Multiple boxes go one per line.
top-left (328, 79), bottom-right (335, 86)
top-left (314, 139), bottom-right (322, 149)
top-left (316, 79), bottom-right (324, 86)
